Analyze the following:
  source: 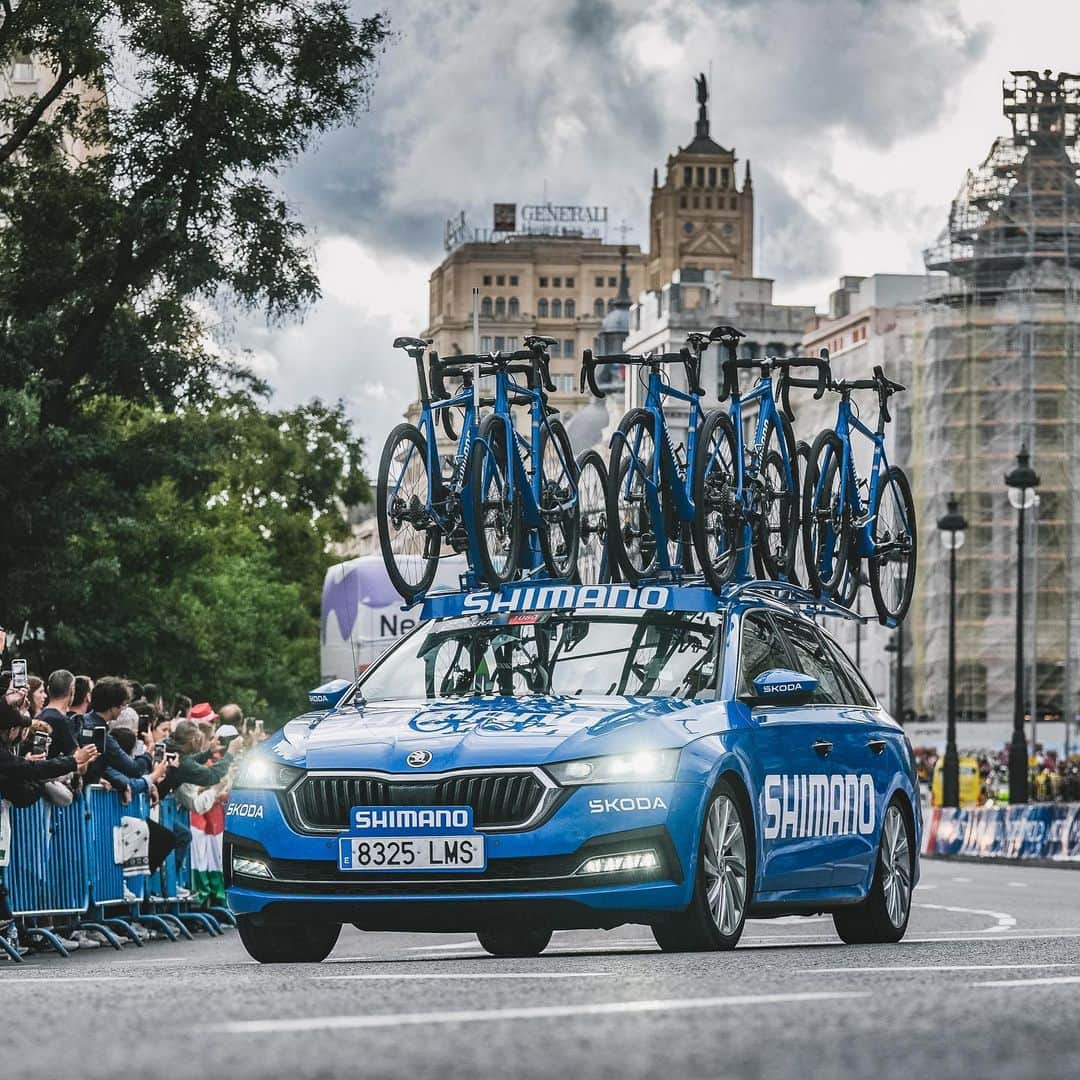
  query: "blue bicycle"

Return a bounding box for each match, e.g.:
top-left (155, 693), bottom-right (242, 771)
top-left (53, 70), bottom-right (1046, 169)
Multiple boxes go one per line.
top-left (691, 326), bottom-right (830, 590)
top-left (582, 334), bottom-right (712, 583)
top-left (802, 365), bottom-right (917, 624)
top-left (377, 335), bottom-right (578, 601)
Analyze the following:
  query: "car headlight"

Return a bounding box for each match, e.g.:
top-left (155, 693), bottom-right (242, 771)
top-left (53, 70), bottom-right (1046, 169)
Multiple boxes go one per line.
top-left (236, 756), bottom-right (304, 790)
top-left (546, 749), bottom-right (680, 786)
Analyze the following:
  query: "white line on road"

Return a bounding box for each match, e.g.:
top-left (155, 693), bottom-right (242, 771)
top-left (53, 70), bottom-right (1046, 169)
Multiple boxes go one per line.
top-left (1007, 882), bottom-right (1029, 888)
top-left (974, 976), bottom-right (1080, 988)
top-left (214, 991), bottom-right (869, 1035)
top-left (951, 876), bottom-right (972, 882)
top-left (0, 976), bottom-right (131, 984)
top-left (310, 972), bottom-right (614, 981)
top-left (796, 963), bottom-right (1077, 975)
top-left (916, 902), bottom-right (1016, 931)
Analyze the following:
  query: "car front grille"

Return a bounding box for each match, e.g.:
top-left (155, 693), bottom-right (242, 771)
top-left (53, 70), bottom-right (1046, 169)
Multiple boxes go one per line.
top-left (290, 770), bottom-right (551, 832)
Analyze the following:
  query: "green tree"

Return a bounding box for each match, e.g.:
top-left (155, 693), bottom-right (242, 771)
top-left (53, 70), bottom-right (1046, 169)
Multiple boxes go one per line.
top-left (0, 2), bottom-right (389, 716)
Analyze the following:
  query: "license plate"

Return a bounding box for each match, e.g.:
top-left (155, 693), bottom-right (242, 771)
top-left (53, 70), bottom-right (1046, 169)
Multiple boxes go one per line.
top-left (338, 834), bottom-right (486, 872)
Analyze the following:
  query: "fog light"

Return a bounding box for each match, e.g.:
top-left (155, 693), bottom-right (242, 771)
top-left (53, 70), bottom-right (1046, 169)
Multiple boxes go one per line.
top-left (233, 854), bottom-right (273, 880)
top-left (575, 850), bottom-right (660, 875)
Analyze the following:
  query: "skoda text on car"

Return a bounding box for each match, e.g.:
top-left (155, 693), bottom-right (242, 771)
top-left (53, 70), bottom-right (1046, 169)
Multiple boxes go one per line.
top-left (225, 582), bottom-right (921, 962)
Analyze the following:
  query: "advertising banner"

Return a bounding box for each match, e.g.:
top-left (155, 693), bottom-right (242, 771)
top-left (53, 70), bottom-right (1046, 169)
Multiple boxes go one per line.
top-left (923, 803), bottom-right (1080, 862)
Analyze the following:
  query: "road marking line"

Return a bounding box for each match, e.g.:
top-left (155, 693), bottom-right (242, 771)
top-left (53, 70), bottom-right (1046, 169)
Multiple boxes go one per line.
top-left (790, 972), bottom-right (1075, 980)
top-left (213, 991), bottom-right (869, 1035)
top-left (0, 976), bottom-right (131, 984)
top-left (1007, 882), bottom-right (1029, 888)
top-left (310, 972), bottom-right (613, 981)
top-left (974, 976), bottom-right (1080, 988)
top-left (916, 902), bottom-right (1016, 931)
top-left (951, 876), bottom-right (971, 882)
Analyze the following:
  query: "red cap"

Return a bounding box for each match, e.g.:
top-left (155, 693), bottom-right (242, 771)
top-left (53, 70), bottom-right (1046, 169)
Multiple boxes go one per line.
top-left (189, 702), bottom-right (218, 723)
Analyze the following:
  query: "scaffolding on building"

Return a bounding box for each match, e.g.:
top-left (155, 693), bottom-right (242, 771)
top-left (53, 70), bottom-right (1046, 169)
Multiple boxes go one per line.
top-left (908, 70), bottom-right (1080, 748)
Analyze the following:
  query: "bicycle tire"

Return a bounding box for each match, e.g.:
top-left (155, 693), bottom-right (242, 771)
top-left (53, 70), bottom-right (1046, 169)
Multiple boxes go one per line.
top-left (788, 441), bottom-right (812, 587)
top-left (868, 466), bottom-right (917, 623)
top-left (691, 409), bottom-right (740, 591)
top-left (470, 414), bottom-right (522, 588)
top-left (607, 409), bottom-right (667, 583)
top-left (536, 419), bottom-right (580, 579)
top-left (754, 413), bottom-right (799, 580)
top-left (574, 449), bottom-right (610, 584)
top-left (802, 429), bottom-right (850, 596)
top-left (376, 422), bottom-right (439, 602)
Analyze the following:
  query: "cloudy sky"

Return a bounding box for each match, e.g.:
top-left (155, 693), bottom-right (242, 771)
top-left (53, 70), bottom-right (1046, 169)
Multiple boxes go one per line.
top-left (233, 0), bottom-right (1080, 457)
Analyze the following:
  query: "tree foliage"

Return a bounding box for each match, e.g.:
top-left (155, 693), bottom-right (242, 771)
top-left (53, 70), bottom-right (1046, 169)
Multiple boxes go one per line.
top-left (0, 2), bottom-right (389, 718)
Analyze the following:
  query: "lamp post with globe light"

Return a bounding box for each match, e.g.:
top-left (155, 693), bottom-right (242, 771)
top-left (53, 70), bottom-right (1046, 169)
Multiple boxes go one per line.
top-left (1005, 447), bottom-right (1039, 805)
top-left (937, 495), bottom-right (967, 809)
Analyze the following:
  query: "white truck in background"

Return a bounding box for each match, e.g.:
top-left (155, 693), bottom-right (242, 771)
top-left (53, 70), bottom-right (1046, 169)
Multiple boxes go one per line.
top-left (320, 554), bottom-right (467, 681)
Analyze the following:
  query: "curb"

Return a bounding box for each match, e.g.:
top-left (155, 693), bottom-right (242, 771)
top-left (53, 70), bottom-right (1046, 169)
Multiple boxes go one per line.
top-left (923, 853), bottom-right (1080, 871)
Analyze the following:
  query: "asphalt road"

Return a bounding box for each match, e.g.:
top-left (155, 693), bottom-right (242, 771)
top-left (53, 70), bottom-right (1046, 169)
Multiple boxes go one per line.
top-left (2, 857), bottom-right (1078, 1080)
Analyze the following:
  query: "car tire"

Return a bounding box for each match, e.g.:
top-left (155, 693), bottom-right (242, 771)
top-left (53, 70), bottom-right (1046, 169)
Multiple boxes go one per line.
top-left (476, 927), bottom-right (552, 957)
top-left (652, 777), bottom-right (753, 952)
top-left (833, 798), bottom-right (913, 945)
top-left (236, 917), bottom-right (341, 964)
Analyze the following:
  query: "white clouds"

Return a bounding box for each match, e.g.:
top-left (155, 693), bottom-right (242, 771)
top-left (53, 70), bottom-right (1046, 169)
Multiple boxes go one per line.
top-left (240, 0), bottom-right (1080, 452)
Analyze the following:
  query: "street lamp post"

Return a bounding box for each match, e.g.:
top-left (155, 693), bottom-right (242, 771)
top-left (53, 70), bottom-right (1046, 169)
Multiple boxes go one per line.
top-left (937, 495), bottom-right (967, 809)
top-left (1005, 447), bottom-right (1039, 805)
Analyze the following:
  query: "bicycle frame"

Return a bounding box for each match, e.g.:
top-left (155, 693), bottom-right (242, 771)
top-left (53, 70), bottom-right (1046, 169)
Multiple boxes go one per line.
top-left (616, 364), bottom-right (704, 576)
top-left (726, 375), bottom-right (795, 508)
top-left (477, 365), bottom-right (578, 572)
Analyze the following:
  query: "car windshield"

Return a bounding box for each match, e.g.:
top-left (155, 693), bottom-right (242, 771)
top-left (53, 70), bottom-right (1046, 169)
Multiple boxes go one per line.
top-left (358, 611), bottom-right (721, 703)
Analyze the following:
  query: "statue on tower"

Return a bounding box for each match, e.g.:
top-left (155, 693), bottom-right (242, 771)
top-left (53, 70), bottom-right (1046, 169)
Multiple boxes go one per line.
top-left (694, 73), bottom-right (709, 138)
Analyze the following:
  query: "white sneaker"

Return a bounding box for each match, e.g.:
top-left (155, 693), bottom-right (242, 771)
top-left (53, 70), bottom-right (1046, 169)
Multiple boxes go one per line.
top-left (130, 923), bottom-right (150, 941)
top-left (123, 887), bottom-right (139, 903)
top-left (176, 887), bottom-right (193, 900)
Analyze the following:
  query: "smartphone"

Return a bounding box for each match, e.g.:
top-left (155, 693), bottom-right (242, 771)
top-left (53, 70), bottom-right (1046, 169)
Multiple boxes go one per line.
top-left (153, 743), bottom-right (166, 764)
top-left (254, 718), bottom-right (264, 735)
top-left (11, 659), bottom-right (28, 690)
top-left (166, 751), bottom-right (180, 767)
top-left (92, 725), bottom-right (108, 755)
top-left (31, 731), bottom-right (50, 756)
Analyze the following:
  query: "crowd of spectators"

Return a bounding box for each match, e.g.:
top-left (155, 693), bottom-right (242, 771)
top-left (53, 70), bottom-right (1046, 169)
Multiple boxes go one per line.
top-left (0, 625), bottom-right (265, 957)
top-left (914, 743), bottom-right (1080, 806)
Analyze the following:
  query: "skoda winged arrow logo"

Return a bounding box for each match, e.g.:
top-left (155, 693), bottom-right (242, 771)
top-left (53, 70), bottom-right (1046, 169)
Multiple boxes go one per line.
top-left (406, 749), bottom-right (433, 768)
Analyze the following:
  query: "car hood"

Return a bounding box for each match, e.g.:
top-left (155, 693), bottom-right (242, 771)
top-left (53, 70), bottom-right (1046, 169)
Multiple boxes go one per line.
top-left (271, 695), bottom-right (726, 773)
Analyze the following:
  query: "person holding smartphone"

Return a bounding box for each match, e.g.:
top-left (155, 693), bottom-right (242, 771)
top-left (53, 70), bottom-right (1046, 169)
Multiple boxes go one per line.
top-left (75, 677), bottom-right (155, 795)
top-left (0, 699), bottom-right (99, 806)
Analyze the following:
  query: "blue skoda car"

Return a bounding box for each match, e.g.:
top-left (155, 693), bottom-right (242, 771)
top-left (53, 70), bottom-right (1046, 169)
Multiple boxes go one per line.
top-left (225, 582), bottom-right (920, 963)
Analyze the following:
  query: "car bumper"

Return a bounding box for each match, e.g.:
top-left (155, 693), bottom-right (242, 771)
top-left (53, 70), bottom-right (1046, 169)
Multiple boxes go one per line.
top-left (224, 779), bottom-right (704, 930)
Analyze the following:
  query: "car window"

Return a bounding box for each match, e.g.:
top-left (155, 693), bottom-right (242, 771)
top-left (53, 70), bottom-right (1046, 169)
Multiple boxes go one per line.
top-left (819, 631), bottom-right (876, 708)
top-left (772, 615), bottom-right (851, 706)
top-left (738, 612), bottom-right (792, 696)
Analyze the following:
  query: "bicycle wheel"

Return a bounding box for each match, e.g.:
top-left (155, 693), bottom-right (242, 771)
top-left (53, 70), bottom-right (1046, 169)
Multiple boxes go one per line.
top-left (470, 414), bottom-right (522, 588)
top-left (802, 429), bottom-right (850, 596)
top-left (607, 410), bottom-right (668, 583)
top-left (788, 441), bottom-right (812, 587)
top-left (574, 449), bottom-right (610, 584)
top-left (691, 409), bottom-right (740, 591)
top-left (536, 419), bottom-right (580, 579)
top-left (376, 423), bottom-right (439, 601)
top-left (754, 414), bottom-right (799, 580)
top-left (868, 466), bottom-right (917, 623)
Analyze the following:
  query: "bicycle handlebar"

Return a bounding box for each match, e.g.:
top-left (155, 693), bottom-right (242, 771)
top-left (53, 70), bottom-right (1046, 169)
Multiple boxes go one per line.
top-left (831, 364), bottom-right (906, 424)
top-left (581, 345), bottom-right (704, 399)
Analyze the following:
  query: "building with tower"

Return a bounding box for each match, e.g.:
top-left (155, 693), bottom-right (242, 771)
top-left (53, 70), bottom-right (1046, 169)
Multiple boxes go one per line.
top-left (646, 73), bottom-right (754, 291)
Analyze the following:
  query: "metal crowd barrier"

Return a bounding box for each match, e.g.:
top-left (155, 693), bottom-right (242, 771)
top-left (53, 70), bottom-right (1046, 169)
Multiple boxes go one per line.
top-left (1, 785), bottom-right (227, 963)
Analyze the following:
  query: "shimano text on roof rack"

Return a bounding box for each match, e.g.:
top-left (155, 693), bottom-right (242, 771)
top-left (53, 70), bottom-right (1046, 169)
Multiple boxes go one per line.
top-left (460, 583), bottom-right (671, 615)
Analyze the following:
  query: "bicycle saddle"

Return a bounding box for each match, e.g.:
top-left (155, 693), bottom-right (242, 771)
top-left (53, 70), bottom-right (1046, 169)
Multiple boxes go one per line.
top-left (524, 335), bottom-right (558, 348)
top-left (708, 324), bottom-right (746, 343)
top-left (685, 331), bottom-right (712, 351)
top-left (393, 336), bottom-right (432, 351)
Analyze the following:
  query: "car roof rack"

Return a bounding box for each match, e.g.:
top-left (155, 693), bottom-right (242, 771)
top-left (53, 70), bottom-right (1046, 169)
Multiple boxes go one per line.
top-left (418, 577), bottom-right (874, 625)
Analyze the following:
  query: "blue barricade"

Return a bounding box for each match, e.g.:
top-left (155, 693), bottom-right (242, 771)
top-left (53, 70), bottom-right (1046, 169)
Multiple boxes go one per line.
top-left (85, 785), bottom-right (127, 906)
top-left (7, 799), bottom-right (89, 916)
top-left (924, 802), bottom-right (1080, 861)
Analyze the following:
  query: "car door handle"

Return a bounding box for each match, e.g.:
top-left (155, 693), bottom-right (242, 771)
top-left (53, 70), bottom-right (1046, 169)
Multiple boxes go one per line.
top-left (868, 738), bottom-right (887, 755)
top-left (812, 739), bottom-right (833, 758)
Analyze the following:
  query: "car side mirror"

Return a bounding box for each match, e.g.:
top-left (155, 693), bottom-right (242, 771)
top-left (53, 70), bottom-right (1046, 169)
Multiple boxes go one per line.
top-left (745, 668), bottom-right (819, 705)
top-left (308, 678), bottom-right (352, 711)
